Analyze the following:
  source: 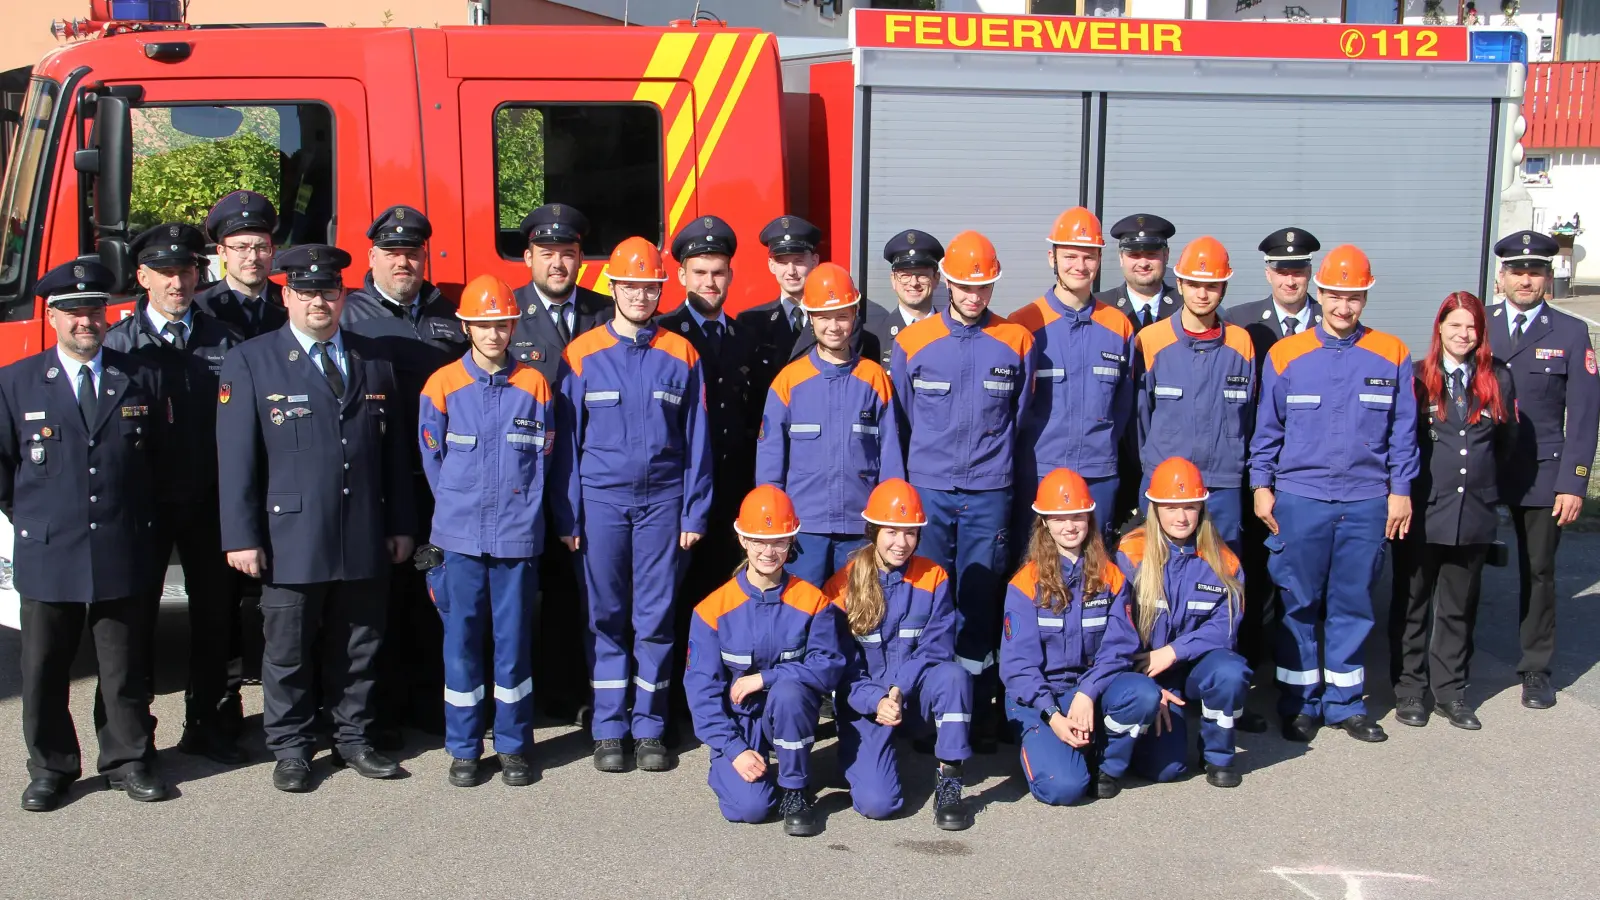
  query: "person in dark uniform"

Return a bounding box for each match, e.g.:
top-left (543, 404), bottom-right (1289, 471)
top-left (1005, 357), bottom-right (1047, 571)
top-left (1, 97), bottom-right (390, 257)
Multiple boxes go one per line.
top-left (508, 203), bottom-right (613, 726)
top-left (1486, 230), bottom-right (1600, 710)
top-left (1390, 292), bottom-right (1517, 731)
top-left (216, 244), bottom-right (417, 793)
top-left (863, 230), bottom-right (944, 370)
top-left (1096, 214), bottom-right (1181, 532)
top-left (737, 215), bottom-right (820, 394)
top-left (104, 223), bottom-right (248, 765)
top-left (1221, 227), bottom-right (1323, 731)
top-left (194, 190), bottom-right (288, 338)
top-left (340, 205), bottom-right (467, 742)
top-left (658, 215), bottom-right (759, 740)
top-left (2, 260), bottom-right (169, 810)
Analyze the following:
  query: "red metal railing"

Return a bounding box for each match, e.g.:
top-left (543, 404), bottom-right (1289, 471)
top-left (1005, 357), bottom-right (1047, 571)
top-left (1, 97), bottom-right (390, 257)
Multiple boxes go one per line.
top-left (1525, 62), bottom-right (1599, 150)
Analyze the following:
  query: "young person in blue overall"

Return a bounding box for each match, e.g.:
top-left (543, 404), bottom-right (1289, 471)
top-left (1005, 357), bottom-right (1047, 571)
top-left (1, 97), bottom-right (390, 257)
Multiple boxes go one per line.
top-left (1114, 456), bottom-right (1251, 789)
top-left (825, 478), bottom-right (972, 830)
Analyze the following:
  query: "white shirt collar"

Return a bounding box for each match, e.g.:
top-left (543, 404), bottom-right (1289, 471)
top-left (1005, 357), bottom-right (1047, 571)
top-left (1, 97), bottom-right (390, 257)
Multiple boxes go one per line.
top-left (1126, 287), bottom-right (1158, 314)
top-left (289, 323), bottom-right (344, 358)
top-left (373, 281), bottom-right (417, 310)
top-left (56, 347), bottom-right (103, 391)
top-left (1442, 356), bottom-right (1471, 378)
top-left (685, 302), bottom-right (725, 328)
top-left (144, 301), bottom-right (194, 340)
top-left (1507, 301), bottom-right (1543, 335)
top-left (898, 305), bottom-right (932, 327)
top-left (533, 283), bottom-right (576, 313)
top-left (1271, 300), bottom-right (1311, 330)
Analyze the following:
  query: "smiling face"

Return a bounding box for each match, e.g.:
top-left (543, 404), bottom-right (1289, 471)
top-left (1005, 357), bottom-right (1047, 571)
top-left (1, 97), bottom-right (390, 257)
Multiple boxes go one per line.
top-left (891, 266), bottom-right (938, 308)
top-left (1266, 264), bottom-right (1310, 307)
top-left (1498, 263), bottom-right (1550, 308)
top-left (1154, 502), bottom-right (1202, 542)
top-left (49, 305), bottom-right (107, 359)
top-left (875, 525), bottom-right (919, 569)
top-left (524, 242), bottom-right (581, 297)
top-left (946, 280), bottom-right (993, 324)
top-left (1179, 278), bottom-right (1225, 319)
top-left (810, 306), bottom-right (855, 354)
top-left (1044, 512), bottom-right (1090, 556)
top-left (137, 263), bottom-right (197, 319)
top-left (1320, 289), bottom-right (1368, 336)
top-left (1051, 246), bottom-right (1100, 295)
top-left (219, 230), bottom-right (274, 288)
top-left (679, 254), bottom-right (732, 316)
top-left (1439, 306), bottom-right (1478, 363)
top-left (740, 534), bottom-right (790, 579)
top-left (768, 251), bottom-right (817, 300)
top-left (465, 319), bottom-right (513, 359)
top-left (1119, 247), bottom-right (1168, 292)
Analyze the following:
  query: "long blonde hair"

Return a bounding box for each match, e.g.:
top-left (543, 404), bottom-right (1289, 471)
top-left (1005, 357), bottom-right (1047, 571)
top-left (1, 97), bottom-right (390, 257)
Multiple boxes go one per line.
top-left (842, 525), bottom-right (888, 635)
top-left (1128, 511), bottom-right (1242, 644)
top-left (1022, 514), bottom-right (1110, 615)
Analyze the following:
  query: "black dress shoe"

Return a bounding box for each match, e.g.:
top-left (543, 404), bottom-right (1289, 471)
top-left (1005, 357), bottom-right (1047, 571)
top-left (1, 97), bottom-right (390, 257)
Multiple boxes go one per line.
top-left (273, 759), bottom-right (313, 793)
top-left (178, 726), bottom-right (246, 765)
top-left (1393, 697), bottom-right (1429, 727)
top-left (1281, 714), bottom-right (1320, 742)
top-left (1334, 714), bottom-right (1388, 743)
top-left (593, 738), bottom-right (626, 773)
top-left (1235, 710), bottom-right (1270, 734)
top-left (108, 767), bottom-right (169, 802)
top-left (1522, 673), bottom-right (1556, 709)
top-left (933, 764), bottom-right (973, 831)
top-left (334, 748), bottom-right (401, 779)
top-left (1093, 771), bottom-right (1121, 800)
top-left (1435, 699), bottom-right (1482, 731)
top-left (448, 757), bottom-right (483, 788)
top-left (1204, 763), bottom-right (1241, 788)
top-left (499, 753), bottom-right (537, 787)
top-left (780, 788), bottom-right (821, 837)
top-left (635, 738), bottom-right (671, 772)
top-left (21, 777), bottom-right (67, 812)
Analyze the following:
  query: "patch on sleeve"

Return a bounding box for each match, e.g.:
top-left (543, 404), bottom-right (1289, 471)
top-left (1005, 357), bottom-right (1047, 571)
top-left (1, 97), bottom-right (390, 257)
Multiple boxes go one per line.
top-left (1578, 465), bottom-right (1590, 478)
top-left (1588, 348), bottom-right (1597, 375)
top-left (686, 639), bottom-right (695, 670)
top-left (543, 428), bottom-right (555, 456)
top-left (422, 427), bottom-right (439, 451)
top-left (218, 383), bottom-right (231, 404)
top-left (1003, 611), bottom-right (1013, 642)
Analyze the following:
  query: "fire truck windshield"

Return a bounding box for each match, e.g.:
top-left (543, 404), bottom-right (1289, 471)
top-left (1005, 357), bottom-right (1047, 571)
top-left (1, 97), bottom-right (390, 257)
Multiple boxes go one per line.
top-left (0, 78), bottom-right (58, 295)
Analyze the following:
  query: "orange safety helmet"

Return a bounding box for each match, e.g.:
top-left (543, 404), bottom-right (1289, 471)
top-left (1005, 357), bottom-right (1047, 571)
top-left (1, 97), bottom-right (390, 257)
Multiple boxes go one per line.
top-left (1314, 244), bottom-right (1376, 292)
top-left (801, 262), bottom-right (861, 312)
top-left (862, 478), bottom-right (927, 527)
top-left (606, 236), bottom-right (667, 283)
top-left (734, 485), bottom-right (802, 538)
top-left (1048, 207), bottom-right (1105, 249)
top-left (456, 274), bottom-right (519, 321)
top-left (1173, 236), bottom-right (1233, 283)
top-left (940, 231), bottom-right (1002, 286)
top-left (1032, 468), bottom-right (1097, 515)
top-left (1145, 457), bottom-right (1210, 504)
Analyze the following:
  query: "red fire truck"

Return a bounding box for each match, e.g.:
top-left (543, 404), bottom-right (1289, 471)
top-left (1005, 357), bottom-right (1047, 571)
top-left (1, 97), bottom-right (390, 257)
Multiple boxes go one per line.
top-left (0, 4), bottom-right (1527, 624)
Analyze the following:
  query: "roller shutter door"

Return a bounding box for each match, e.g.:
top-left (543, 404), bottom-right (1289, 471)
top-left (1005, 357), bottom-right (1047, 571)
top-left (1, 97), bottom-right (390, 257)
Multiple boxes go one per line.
top-left (1099, 95), bottom-right (1493, 352)
top-left (862, 90), bottom-right (1084, 317)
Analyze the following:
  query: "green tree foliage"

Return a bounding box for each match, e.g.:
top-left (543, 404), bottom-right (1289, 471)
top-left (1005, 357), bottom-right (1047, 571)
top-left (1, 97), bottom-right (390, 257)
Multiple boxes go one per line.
top-left (130, 107), bottom-right (282, 232)
top-left (495, 107), bottom-right (546, 229)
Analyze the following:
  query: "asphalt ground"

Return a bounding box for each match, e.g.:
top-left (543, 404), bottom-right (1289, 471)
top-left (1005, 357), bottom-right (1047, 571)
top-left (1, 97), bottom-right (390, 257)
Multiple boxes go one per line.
top-left (0, 529), bottom-right (1597, 900)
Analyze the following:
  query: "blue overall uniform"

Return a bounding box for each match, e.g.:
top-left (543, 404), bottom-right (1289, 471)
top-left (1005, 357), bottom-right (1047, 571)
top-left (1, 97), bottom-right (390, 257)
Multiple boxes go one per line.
top-left (686, 571), bottom-right (847, 823)
top-left (1134, 317), bottom-right (1257, 548)
top-left (419, 354), bottom-right (566, 760)
top-left (891, 308), bottom-right (1036, 687)
top-left (824, 555), bottom-right (971, 819)
top-left (756, 349), bottom-right (904, 587)
top-left (1010, 291), bottom-right (1136, 539)
top-left (1114, 529), bottom-right (1250, 780)
top-left (999, 557), bottom-right (1155, 806)
top-left (1249, 324), bottom-right (1418, 722)
top-left (559, 323), bottom-right (713, 741)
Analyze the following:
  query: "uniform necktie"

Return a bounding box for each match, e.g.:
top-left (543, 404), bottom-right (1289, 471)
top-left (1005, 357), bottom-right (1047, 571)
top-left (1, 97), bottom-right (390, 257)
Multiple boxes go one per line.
top-left (1282, 317), bottom-right (1299, 336)
top-left (790, 305), bottom-right (805, 335)
top-left (1139, 305), bottom-right (1154, 329)
top-left (317, 341), bottom-right (345, 400)
top-left (1511, 312), bottom-right (1527, 349)
top-left (703, 320), bottom-right (723, 357)
top-left (164, 321), bottom-right (187, 351)
top-left (552, 301), bottom-right (572, 344)
top-left (77, 365), bottom-right (97, 426)
top-left (1449, 368), bottom-right (1466, 406)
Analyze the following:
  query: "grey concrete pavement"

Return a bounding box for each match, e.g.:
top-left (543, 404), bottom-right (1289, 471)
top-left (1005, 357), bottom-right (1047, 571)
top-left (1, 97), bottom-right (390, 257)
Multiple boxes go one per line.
top-left (0, 531), bottom-right (1597, 900)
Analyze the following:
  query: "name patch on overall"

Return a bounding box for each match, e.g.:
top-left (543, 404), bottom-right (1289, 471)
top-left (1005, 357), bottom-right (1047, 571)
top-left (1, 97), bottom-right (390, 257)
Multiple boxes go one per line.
top-left (989, 366), bottom-right (1016, 379)
top-left (1195, 582), bottom-right (1226, 594)
top-left (514, 418), bottom-right (544, 431)
top-left (1225, 375), bottom-right (1249, 386)
top-left (1083, 596), bottom-right (1111, 609)
top-left (1100, 351), bottom-right (1125, 363)
top-left (1364, 377), bottom-right (1396, 387)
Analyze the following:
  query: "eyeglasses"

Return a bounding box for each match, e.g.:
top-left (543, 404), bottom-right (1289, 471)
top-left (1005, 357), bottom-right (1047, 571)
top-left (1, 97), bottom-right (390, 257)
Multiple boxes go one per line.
top-left (747, 537), bottom-right (793, 552)
top-left (289, 288), bottom-right (343, 302)
top-left (613, 283), bottom-right (663, 298)
top-left (893, 271), bottom-right (935, 284)
top-left (222, 242), bottom-right (274, 256)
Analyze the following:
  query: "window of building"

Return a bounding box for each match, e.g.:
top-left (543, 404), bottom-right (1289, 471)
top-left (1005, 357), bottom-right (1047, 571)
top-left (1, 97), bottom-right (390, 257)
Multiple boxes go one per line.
top-left (1031, 0), bottom-right (1079, 13)
top-left (870, 0), bottom-right (939, 9)
top-left (493, 103), bottom-right (663, 260)
top-left (1522, 155), bottom-right (1551, 183)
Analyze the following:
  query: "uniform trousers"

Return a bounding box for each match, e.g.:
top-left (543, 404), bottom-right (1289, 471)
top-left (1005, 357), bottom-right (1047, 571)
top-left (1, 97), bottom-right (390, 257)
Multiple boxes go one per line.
top-left (1269, 492), bottom-right (1387, 723)
top-left (790, 532), bottom-right (868, 590)
top-left (261, 577), bottom-right (387, 761)
top-left (920, 488), bottom-right (1011, 699)
top-left (533, 533), bottom-right (590, 719)
top-left (1121, 649), bottom-right (1252, 781)
top-left (20, 596), bottom-right (154, 781)
top-left (430, 551), bottom-right (540, 759)
top-left (1510, 505), bottom-right (1562, 675)
top-left (1236, 509), bottom-right (1279, 665)
top-left (837, 660), bottom-right (972, 819)
top-left (374, 475), bottom-right (444, 734)
top-left (707, 679), bottom-right (823, 823)
top-left (1390, 540), bottom-right (1487, 704)
top-left (584, 496), bottom-right (685, 741)
top-left (1006, 671), bottom-right (1158, 806)
top-left (148, 498), bottom-right (242, 732)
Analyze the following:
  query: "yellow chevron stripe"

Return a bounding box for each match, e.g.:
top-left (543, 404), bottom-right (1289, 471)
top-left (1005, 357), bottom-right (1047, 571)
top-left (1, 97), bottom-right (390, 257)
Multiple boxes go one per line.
top-left (668, 168), bottom-right (698, 234)
top-left (664, 97), bottom-right (695, 184)
top-left (691, 32), bottom-right (738, 118)
top-left (696, 34), bottom-right (767, 174)
top-left (633, 33), bottom-right (697, 108)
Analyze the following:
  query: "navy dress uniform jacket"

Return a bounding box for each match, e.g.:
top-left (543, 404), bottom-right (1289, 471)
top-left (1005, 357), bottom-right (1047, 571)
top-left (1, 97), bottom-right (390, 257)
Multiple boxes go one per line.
top-left (193, 279), bottom-right (288, 339)
top-left (103, 300), bottom-right (244, 504)
top-left (656, 304), bottom-right (759, 490)
top-left (1487, 303), bottom-right (1600, 507)
top-left (215, 327), bottom-right (416, 584)
top-left (1223, 297), bottom-right (1324, 376)
top-left (509, 283), bottom-right (613, 387)
top-left (0, 349), bottom-right (165, 602)
top-left (1095, 282), bottom-right (1181, 334)
top-left (1411, 361), bottom-right (1519, 546)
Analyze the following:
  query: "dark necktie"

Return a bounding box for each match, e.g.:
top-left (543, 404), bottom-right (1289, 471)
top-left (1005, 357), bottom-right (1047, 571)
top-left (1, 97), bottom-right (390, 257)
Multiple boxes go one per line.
top-left (77, 365), bottom-right (98, 426)
top-left (790, 305), bottom-right (805, 336)
top-left (1510, 312), bottom-right (1527, 350)
top-left (1282, 317), bottom-right (1299, 336)
top-left (703, 320), bottom-right (723, 357)
top-left (1450, 369), bottom-right (1466, 408)
top-left (1140, 305), bottom-right (1154, 329)
top-left (552, 302), bottom-right (572, 344)
top-left (318, 341), bottom-right (345, 400)
top-left (164, 321), bottom-right (187, 351)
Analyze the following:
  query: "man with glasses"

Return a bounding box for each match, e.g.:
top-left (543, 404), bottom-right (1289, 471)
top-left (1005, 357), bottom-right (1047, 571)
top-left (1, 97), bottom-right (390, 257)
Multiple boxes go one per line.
top-left (217, 244), bottom-right (417, 793)
top-left (865, 230), bottom-right (945, 369)
top-left (195, 191), bottom-right (287, 338)
top-left (103, 222), bottom-right (247, 765)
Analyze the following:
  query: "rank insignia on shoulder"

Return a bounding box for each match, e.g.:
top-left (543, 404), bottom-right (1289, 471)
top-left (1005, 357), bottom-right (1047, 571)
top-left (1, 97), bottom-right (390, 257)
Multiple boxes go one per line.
top-left (266, 393), bottom-right (286, 402)
top-left (270, 408), bottom-right (285, 426)
top-left (288, 350), bottom-right (300, 361)
top-left (120, 405), bottom-right (148, 418)
top-left (365, 393), bottom-right (386, 401)
top-left (219, 383), bottom-right (232, 404)
top-left (46, 367), bottom-right (59, 379)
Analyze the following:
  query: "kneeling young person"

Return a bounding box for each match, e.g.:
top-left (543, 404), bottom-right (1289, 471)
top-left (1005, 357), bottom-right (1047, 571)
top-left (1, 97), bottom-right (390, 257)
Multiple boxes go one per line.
top-left (825, 478), bottom-right (973, 830)
top-left (1000, 468), bottom-right (1156, 806)
top-left (685, 486), bottom-right (848, 837)
top-left (419, 275), bottom-right (568, 788)
top-left (1114, 457), bottom-right (1251, 789)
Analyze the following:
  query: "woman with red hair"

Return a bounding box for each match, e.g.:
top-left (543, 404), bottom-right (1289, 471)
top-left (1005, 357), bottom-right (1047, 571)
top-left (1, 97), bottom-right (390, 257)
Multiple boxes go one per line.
top-left (1389, 292), bottom-right (1517, 731)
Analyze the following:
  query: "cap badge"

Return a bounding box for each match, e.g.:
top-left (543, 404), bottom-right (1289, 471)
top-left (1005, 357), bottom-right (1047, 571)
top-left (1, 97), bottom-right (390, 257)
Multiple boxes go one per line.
top-left (1523, 233), bottom-right (1532, 245)
top-left (396, 208), bottom-right (406, 220)
top-left (242, 211), bottom-right (250, 218)
top-left (703, 217), bottom-right (713, 229)
top-left (1137, 216), bottom-right (1146, 227)
top-left (289, 350), bottom-right (301, 361)
top-left (1286, 231), bottom-right (1296, 242)
top-left (781, 217), bottom-right (791, 230)
top-left (907, 232), bottom-right (917, 245)
top-left (169, 225), bottom-right (180, 237)
top-left (309, 248), bottom-right (319, 260)
top-left (73, 265), bottom-right (84, 279)
top-left (1137, 231), bottom-right (1146, 238)
top-left (552, 204), bottom-right (562, 217)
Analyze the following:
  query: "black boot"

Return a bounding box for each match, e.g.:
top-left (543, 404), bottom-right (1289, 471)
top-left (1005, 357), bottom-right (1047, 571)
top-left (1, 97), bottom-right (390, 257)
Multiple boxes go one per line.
top-left (499, 753), bottom-right (537, 786)
top-left (933, 763), bottom-right (973, 831)
top-left (448, 757), bottom-right (483, 788)
top-left (780, 788), bottom-right (821, 837)
top-left (1093, 771), bottom-right (1121, 800)
top-left (1235, 710), bottom-right (1269, 733)
top-left (635, 738), bottom-right (671, 772)
top-left (592, 738), bottom-right (626, 773)
top-left (1204, 763), bottom-right (1241, 788)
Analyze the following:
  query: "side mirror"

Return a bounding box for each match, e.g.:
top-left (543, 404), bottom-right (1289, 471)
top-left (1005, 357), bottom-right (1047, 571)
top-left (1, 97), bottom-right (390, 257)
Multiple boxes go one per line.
top-left (77, 92), bottom-right (134, 292)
